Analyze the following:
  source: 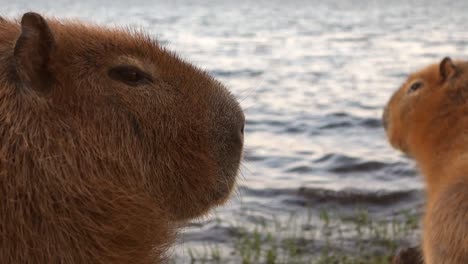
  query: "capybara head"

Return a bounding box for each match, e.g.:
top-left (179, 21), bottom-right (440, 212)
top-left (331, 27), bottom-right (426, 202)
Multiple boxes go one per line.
top-left (383, 57), bottom-right (468, 157)
top-left (0, 12), bottom-right (244, 263)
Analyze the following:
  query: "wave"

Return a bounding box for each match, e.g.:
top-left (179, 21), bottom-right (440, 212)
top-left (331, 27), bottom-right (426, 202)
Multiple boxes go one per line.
top-left (239, 186), bottom-right (422, 206)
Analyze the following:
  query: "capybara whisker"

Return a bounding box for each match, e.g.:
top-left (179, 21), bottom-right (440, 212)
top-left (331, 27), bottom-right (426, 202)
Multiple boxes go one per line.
top-left (239, 72), bottom-right (268, 104)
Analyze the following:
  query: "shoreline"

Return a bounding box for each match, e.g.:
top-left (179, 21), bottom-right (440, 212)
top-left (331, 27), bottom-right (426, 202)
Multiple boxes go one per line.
top-left (171, 205), bottom-right (422, 264)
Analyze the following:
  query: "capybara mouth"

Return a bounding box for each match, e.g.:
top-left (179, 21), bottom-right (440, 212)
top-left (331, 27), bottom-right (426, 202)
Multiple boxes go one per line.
top-left (215, 136), bottom-right (244, 202)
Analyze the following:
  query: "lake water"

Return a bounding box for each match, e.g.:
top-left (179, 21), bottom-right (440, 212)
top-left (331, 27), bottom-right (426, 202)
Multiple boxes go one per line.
top-left (3, 0), bottom-right (468, 262)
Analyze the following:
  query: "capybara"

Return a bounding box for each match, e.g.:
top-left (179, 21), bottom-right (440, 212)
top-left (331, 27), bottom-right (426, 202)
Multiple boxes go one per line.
top-left (384, 57), bottom-right (468, 263)
top-left (0, 12), bottom-right (244, 263)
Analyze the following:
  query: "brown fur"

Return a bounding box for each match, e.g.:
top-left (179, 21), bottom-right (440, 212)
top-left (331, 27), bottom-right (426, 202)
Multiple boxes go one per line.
top-left (384, 58), bottom-right (468, 263)
top-left (0, 13), bottom-right (244, 263)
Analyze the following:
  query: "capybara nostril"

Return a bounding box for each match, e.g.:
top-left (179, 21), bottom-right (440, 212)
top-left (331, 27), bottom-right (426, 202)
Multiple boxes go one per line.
top-left (236, 111), bottom-right (245, 141)
top-left (240, 112), bottom-right (245, 136)
top-left (227, 111), bottom-right (245, 148)
top-left (230, 112), bottom-right (245, 149)
top-left (236, 112), bottom-right (245, 147)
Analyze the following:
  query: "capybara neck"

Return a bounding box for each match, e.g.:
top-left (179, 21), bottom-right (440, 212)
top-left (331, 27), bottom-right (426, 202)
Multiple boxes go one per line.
top-left (0, 12), bottom-right (244, 263)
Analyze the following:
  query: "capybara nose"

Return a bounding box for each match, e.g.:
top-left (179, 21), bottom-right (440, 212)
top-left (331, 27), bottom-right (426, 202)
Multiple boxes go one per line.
top-left (382, 107), bottom-right (389, 131)
top-left (206, 86), bottom-right (244, 183)
top-left (235, 113), bottom-right (245, 147)
top-left (227, 106), bottom-right (245, 149)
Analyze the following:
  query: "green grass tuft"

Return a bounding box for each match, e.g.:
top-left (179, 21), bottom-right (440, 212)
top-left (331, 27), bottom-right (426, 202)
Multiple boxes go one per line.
top-left (172, 207), bottom-right (421, 264)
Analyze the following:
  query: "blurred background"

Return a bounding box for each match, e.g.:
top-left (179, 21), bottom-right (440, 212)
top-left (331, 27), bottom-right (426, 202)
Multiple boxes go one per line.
top-left (3, 0), bottom-right (468, 263)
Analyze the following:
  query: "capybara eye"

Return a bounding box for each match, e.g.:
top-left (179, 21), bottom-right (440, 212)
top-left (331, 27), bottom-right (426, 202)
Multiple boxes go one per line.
top-left (108, 65), bottom-right (153, 86)
top-left (408, 81), bottom-right (423, 93)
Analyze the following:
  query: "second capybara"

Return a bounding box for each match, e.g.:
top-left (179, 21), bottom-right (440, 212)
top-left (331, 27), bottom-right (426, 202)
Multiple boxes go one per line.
top-left (384, 57), bottom-right (468, 263)
top-left (0, 12), bottom-right (244, 263)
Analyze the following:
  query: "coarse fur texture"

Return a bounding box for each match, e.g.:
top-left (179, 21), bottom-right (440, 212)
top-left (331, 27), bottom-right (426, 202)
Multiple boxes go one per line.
top-left (384, 57), bottom-right (468, 264)
top-left (0, 13), bottom-right (244, 263)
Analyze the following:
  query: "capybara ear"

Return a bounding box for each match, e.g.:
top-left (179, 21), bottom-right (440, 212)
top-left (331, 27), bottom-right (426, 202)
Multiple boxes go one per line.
top-left (439, 57), bottom-right (457, 82)
top-left (13, 12), bottom-right (55, 93)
